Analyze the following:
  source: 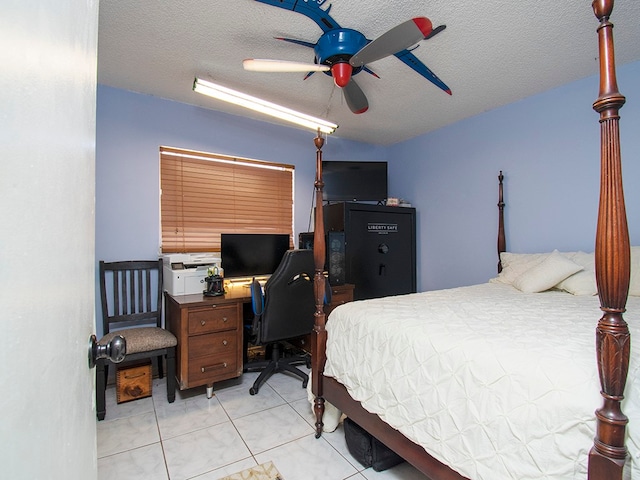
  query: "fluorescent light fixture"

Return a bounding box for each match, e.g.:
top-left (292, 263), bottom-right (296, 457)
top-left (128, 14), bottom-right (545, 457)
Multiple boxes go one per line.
top-left (193, 77), bottom-right (337, 135)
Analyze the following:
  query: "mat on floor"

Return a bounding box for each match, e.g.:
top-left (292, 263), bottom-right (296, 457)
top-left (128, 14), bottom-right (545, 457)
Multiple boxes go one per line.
top-left (219, 461), bottom-right (283, 480)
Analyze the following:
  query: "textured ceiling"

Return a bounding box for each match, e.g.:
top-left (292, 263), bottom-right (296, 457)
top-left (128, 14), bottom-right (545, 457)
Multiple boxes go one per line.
top-left (97, 0), bottom-right (640, 145)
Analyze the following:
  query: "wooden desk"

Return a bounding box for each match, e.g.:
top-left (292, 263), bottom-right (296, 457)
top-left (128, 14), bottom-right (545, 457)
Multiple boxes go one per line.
top-left (164, 285), bottom-right (251, 398)
top-left (164, 283), bottom-right (354, 396)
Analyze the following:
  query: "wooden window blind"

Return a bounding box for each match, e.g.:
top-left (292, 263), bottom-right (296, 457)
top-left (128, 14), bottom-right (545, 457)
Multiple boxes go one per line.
top-left (160, 146), bottom-right (294, 253)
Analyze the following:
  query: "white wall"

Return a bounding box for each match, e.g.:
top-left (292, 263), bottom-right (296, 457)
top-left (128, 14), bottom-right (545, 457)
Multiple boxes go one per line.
top-left (0, 1), bottom-right (99, 477)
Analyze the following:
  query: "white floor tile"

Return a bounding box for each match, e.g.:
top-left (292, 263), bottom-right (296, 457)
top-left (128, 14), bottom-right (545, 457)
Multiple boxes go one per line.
top-left (97, 411), bottom-right (160, 458)
top-left (360, 462), bottom-right (428, 480)
top-left (265, 366), bottom-right (310, 403)
top-left (255, 433), bottom-right (359, 480)
top-left (214, 378), bottom-right (285, 420)
top-left (232, 403), bottom-right (314, 454)
top-left (97, 443), bottom-right (168, 480)
top-left (156, 381), bottom-right (211, 404)
top-left (162, 421), bottom-right (251, 480)
top-left (289, 396), bottom-right (317, 428)
top-left (155, 394), bottom-right (229, 440)
top-left (190, 458), bottom-right (258, 479)
top-left (320, 422), bottom-right (364, 470)
top-left (97, 366), bottom-right (424, 480)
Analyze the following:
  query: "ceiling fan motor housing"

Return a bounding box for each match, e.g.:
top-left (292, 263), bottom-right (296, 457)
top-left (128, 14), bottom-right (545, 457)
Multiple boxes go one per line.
top-left (315, 28), bottom-right (367, 86)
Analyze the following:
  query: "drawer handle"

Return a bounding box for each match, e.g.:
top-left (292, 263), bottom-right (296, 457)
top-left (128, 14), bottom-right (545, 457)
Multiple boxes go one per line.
top-left (222, 317), bottom-right (228, 322)
top-left (200, 320), bottom-right (206, 326)
top-left (201, 362), bottom-right (228, 373)
top-left (222, 339), bottom-right (228, 346)
top-left (211, 304), bottom-right (217, 309)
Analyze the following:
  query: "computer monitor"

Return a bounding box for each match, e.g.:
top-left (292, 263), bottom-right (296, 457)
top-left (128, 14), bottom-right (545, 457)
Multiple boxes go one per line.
top-left (322, 161), bottom-right (387, 202)
top-left (221, 233), bottom-right (290, 279)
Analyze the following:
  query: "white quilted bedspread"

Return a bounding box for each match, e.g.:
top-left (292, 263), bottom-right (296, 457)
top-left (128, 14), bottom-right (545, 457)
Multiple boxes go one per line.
top-left (323, 283), bottom-right (640, 480)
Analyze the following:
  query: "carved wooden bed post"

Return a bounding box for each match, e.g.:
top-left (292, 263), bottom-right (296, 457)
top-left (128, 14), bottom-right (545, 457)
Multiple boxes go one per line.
top-left (311, 130), bottom-right (327, 438)
top-left (497, 171), bottom-right (506, 273)
top-left (589, 1), bottom-right (631, 479)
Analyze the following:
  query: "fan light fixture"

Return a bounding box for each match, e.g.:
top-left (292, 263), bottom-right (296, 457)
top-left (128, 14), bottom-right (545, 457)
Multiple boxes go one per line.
top-left (193, 78), bottom-right (337, 135)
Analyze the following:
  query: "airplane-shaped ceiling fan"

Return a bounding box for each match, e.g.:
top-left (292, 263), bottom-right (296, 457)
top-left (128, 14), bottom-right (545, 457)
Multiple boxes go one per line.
top-left (244, 0), bottom-right (451, 114)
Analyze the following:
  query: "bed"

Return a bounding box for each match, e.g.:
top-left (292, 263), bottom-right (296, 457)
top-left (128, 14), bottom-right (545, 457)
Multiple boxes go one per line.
top-left (308, 2), bottom-right (635, 480)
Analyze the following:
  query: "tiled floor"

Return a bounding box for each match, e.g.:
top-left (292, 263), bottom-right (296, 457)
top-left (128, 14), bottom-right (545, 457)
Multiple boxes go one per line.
top-left (97, 366), bottom-right (428, 480)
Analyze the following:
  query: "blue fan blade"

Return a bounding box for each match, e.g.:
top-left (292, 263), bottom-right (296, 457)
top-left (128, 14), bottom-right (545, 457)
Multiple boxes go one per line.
top-left (255, 0), bottom-right (341, 33)
top-left (275, 37), bottom-right (316, 49)
top-left (394, 49), bottom-right (451, 95)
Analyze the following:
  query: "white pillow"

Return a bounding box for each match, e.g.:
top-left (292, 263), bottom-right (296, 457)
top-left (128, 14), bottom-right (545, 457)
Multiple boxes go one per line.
top-left (556, 270), bottom-right (598, 295)
top-left (568, 247), bottom-right (640, 296)
top-left (565, 251), bottom-right (595, 270)
top-left (556, 251), bottom-right (597, 295)
top-left (512, 250), bottom-right (583, 293)
top-left (490, 252), bottom-right (550, 285)
top-left (630, 246), bottom-right (640, 296)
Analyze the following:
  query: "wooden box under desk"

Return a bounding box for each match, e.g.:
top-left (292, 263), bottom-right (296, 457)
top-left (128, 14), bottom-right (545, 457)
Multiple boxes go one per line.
top-left (116, 360), bottom-right (152, 403)
top-left (165, 292), bottom-right (245, 392)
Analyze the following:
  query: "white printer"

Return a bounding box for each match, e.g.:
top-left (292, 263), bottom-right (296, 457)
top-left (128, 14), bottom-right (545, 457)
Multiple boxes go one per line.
top-left (162, 253), bottom-right (220, 296)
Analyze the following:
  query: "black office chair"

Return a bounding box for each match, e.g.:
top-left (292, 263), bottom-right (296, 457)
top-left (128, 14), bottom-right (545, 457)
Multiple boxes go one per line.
top-left (245, 249), bottom-right (317, 395)
top-left (95, 259), bottom-right (177, 420)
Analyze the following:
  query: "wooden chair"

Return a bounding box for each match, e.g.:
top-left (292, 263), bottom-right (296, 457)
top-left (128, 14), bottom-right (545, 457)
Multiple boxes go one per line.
top-left (96, 259), bottom-right (176, 420)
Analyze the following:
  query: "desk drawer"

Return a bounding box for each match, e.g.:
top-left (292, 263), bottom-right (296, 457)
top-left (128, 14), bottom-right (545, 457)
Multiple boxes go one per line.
top-left (188, 304), bottom-right (237, 334)
top-left (188, 331), bottom-right (238, 360)
top-left (188, 352), bottom-right (238, 384)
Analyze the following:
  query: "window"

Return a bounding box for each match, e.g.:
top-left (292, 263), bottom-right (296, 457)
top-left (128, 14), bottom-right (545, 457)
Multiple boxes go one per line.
top-left (160, 146), bottom-right (294, 253)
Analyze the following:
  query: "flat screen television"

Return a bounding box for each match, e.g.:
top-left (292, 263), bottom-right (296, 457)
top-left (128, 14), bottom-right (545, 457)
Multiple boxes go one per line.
top-left (221, 233), bottom-right (290, 279)
top-left (322, 161), bottom-right (387, 202)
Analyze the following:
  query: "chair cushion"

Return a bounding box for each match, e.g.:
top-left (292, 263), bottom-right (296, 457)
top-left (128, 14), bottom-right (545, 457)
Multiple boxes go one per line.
top-left (99, 327), bottom-right (177, 353)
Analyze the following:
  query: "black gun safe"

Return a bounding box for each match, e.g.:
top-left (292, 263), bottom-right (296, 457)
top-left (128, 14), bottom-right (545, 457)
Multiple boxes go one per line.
top-left (324, 202), bottom-right (416, 300)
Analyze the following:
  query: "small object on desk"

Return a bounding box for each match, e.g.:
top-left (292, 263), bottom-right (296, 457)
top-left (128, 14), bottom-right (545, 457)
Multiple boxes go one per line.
top-left (204, 264), bottom-right (225, 296)
top-left (204, 275), bottom-right (224, 296)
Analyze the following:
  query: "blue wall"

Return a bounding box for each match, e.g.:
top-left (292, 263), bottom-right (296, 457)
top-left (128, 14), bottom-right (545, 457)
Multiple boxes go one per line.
top-left (95, 87), bottom-right (386, 334)
top-left (388, 60), bottom-right (640, 290)
top-left (96, 86), bottom-right (387, 263)
top-left (96, 60), bottom-right (640, 320)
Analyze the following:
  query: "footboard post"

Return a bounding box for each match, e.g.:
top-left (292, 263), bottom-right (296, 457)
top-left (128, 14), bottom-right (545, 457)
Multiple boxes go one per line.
top-left (311, 131), bottom-right (327, 438)
top-left (589, 2), bottom-right (631, 479)
top-left (497, 171), bottom-right (506, 273)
